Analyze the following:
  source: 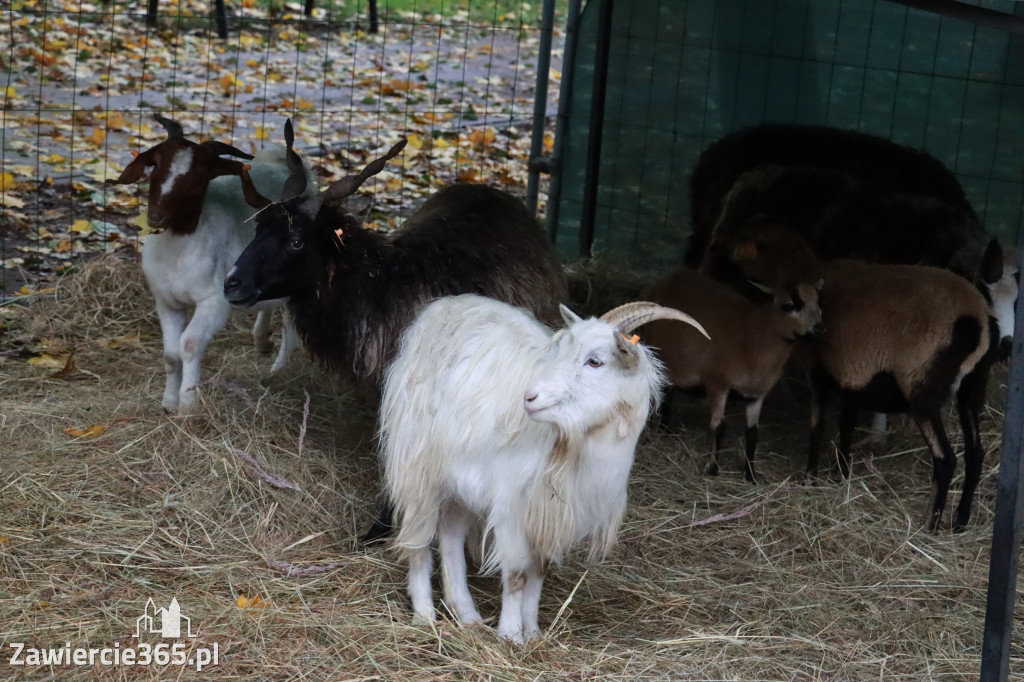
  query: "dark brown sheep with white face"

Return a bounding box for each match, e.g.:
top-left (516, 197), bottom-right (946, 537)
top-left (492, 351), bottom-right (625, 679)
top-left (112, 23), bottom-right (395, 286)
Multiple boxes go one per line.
top-left (644, 269), bottom-right (824, 483)
top-left (686, 123), bottom-right (978, 273)
top-left (802, 260), bottom-right (997, 531)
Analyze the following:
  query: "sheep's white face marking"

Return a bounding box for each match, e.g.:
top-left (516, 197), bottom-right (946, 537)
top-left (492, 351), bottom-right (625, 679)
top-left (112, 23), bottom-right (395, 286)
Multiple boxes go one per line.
top-left (157, 148), bottom-right (195, 200)
top-left (988, 259), bottom-right (1019, 346)
top-left (524, 320), bottom-right (640, 434)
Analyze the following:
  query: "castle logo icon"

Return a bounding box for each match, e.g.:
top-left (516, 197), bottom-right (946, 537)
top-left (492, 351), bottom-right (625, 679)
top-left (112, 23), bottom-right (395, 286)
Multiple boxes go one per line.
top-left (134, 598), bottom-right (195, 638)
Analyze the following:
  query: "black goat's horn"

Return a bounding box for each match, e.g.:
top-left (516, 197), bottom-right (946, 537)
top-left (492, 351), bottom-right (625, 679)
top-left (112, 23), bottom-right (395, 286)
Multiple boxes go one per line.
top-left (599, 302), bottom-right (710, 340)
top-left (203, 140), bottom-right (255, 160)
top-left (282, 118), bottom-right (309, 200)
top-left (153, 114), bottom-right (184, 139)
top-left (320, 138), bottom-right (408, 207)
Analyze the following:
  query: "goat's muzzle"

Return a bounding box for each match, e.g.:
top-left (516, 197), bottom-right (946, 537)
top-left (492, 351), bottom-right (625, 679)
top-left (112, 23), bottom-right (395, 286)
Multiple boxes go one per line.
top-left (223, 273), bottom-right (260, 307)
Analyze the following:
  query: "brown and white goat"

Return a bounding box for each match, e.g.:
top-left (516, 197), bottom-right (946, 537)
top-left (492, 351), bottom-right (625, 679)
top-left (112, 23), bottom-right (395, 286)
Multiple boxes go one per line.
top-left (645, 269), bottom-right (823, 482)
top-left (802, 260), bottom-right (997, 531)
top-left (110, 115), bottom-right (314, 412)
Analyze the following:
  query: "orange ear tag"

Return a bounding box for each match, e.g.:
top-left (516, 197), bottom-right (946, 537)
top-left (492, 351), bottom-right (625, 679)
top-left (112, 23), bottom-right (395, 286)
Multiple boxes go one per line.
top-left (130, 149), bottom-right (139, 158)
top-left (242, 164), bottom-right (252, 171)
top-left (334, 228), bottom-right (344, 239)
top-left (619, 333), bottom-right (640, 346)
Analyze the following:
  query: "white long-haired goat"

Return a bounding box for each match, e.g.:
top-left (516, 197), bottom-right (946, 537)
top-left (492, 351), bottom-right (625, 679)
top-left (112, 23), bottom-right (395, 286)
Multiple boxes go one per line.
top-left (110, 115), bottom-right (314, 412)
top-left (380, 294), bottom-right (708, 643)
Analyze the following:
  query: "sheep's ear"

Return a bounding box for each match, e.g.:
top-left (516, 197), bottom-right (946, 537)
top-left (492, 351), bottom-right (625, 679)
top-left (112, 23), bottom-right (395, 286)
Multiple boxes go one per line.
top-left (560, 304), bottom-right (583, 327)
top-left (733, 240), bottom-right (758, 262)
top-left (108, 149), bottom-right (154, 185)
top-left (613, 331), bottom-right (640, 371)
top-left (979, 238), bottom-right (1004, 285)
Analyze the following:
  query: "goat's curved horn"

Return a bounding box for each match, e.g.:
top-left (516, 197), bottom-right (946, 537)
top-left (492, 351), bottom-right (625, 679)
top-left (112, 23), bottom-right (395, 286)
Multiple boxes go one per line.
top-left (600, 301), bottom-right (710, 340)
top-left (203, 140), bottom-right (255, 160)
top-left (320, 138), bottom-right (408, 208)
top-left (153, 114), bottom-right (184, 139)
top-left (748, 280), bottom-right (775, 295)
top-left (282, 118), bottom-right (309, 200)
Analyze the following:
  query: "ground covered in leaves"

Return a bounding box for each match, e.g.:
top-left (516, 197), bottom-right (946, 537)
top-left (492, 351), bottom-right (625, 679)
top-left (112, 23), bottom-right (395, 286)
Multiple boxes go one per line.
top-left (1, 254), bottom-right (1021, 680)
top-left (1, 0), bottom-right (560, 297)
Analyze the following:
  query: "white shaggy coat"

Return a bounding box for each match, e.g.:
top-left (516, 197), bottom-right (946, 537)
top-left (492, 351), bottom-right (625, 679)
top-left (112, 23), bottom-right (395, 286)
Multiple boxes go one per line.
top-left (380, 294), bottom-right (666, 643)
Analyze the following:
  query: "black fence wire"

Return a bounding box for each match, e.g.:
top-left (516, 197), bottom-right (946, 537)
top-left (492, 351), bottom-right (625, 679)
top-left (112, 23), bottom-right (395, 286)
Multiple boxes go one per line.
top-left (0, 0), bottom-right (563, 301)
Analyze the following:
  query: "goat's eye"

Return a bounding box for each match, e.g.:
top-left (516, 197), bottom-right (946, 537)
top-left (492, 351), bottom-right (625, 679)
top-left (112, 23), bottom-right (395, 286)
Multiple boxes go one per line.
top-left (781, 303), bottom-right (796, 313)
top-left (586, 357), bottom-right (603, 368)
top-left (288, 237), bottom-right (304, 251)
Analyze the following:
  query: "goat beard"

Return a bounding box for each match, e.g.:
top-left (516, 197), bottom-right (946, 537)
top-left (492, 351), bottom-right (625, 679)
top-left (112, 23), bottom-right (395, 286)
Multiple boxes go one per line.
top-left (521, 429), bottom-right (586, 564)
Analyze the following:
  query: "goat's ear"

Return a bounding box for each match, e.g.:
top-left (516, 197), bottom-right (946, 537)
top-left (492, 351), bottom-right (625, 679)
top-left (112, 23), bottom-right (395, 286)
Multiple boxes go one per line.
top-left (613, 331), bottom-right (641, 371)
top-left (108, 149), bottom-right (154, 185)
top-left (559, 304), bottom-right (583, 328)
top-left (979, 238), bottom-right (1004, 285)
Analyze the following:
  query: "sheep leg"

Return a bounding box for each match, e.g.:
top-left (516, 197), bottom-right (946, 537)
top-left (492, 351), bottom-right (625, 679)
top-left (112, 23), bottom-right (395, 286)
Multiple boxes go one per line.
top-left (742, 397), bottom-right (764, 483)
top-left (252, 310), bottom-right (274, 354)
top-left (913, 410), bottom-right (957, 532)
top-left (805, 369), bottom-right (831, 478)
top-left (437, 503), bottom-right (482, 625)
top-left (155, 300), bottom-right (187, 412)
top-left (407, 545), bottom-right (436, 625)
top-left (518, 559), bottom-right (546, 641)
top-left (836, 403), bottom-right (858, 479)
top-left (177, 298), bottom-right (230, 413)
top-left (269, 306), bottom-right (300, 374)
top-left (953, 368), bottom-right (989, 530)
top-left (704, 389), bottom-right (729, 477)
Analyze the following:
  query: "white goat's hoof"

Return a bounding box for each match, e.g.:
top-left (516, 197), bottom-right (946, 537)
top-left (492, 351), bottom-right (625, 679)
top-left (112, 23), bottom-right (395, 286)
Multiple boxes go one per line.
top-left (498, 624), bottom-right (525, 645)
top-left (411, 611), bottom-right (436, 628)
top-left (457, 609), bottom-right (483, 626)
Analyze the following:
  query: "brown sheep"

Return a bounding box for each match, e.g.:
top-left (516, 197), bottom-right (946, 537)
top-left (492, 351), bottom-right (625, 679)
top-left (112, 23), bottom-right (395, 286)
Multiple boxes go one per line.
top-left (802, 260), bottom-right (997, 531)
top-left (645, 269), bottom-right (824, 483)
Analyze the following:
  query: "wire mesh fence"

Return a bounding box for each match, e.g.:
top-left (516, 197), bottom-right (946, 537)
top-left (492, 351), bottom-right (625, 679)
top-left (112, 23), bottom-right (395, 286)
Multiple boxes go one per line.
top-left (0, 0), bottom-right (562, 301)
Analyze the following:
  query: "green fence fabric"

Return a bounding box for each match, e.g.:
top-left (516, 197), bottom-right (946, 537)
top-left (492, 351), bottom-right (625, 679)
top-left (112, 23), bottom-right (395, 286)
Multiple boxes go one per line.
top-left (553, 0), bottom-right (1024, 266)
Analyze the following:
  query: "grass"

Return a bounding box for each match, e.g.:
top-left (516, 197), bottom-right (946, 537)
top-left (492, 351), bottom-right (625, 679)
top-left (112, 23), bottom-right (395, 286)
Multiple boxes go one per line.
top-left (1, 253), bottom-right (1021, 680)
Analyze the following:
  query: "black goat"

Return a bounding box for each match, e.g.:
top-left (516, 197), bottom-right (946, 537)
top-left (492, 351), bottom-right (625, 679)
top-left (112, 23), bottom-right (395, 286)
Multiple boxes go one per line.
top-left (223, 141), bottom-right (568, 542)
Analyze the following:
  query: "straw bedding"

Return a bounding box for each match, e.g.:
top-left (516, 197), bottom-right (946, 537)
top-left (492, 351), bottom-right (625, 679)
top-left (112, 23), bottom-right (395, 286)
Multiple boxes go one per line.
top-left (0, 252), bottom-right (1020, 680)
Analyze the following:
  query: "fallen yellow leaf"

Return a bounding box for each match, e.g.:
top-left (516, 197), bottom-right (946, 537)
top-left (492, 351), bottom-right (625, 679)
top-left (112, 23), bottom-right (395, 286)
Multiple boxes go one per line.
top-left (85, 127), bottom-right (106, 146)
top-left (28, 353), bottom-right (69, 369)
top-left (54, 239), bottom-right (73, 253)
top-left (65, 424), bottom-right (107, 439)
top-left (236, 594), bottom-right (266, 609)
top-left (254, 126), bottom-right (270, 141)
top-left (70, 219), bottom-right (93, 234)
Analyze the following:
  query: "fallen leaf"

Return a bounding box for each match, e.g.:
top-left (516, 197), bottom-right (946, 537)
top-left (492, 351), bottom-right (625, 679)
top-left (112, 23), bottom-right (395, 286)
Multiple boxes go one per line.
top-left (65, 424), bottom-right (107, 439)
top-left (28, 353), bottom-right (69, 369)
top-left (85, 127), bottom-right (106, 146)
top-left (236, 594), bottom-right (267, 609)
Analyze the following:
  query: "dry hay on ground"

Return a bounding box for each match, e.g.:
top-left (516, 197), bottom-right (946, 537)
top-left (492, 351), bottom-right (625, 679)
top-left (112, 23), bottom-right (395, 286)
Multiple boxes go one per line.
top-left (1, 254), bottom-right (1021, 680)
